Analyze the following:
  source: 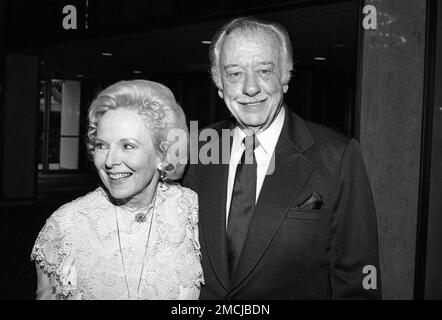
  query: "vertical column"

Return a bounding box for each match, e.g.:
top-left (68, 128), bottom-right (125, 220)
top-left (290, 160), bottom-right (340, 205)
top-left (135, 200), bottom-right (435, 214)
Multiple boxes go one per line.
top-left (0, 0), bottom-right (5, 197)
top-left (60, 80), bottom-right (81, 169)
top-left (0, 1), bottom-right (4, 64)
top-left (424, 0), bottom-right (442, 299)
top-left (358, 0), bottom-right (427, 299)
top-left (1, 54), bottom-right (38, 199)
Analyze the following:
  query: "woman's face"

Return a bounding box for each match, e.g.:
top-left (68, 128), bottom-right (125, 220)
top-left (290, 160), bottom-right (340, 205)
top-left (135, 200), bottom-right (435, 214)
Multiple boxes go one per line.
top-left (93, 108), bottom-right (160, 207)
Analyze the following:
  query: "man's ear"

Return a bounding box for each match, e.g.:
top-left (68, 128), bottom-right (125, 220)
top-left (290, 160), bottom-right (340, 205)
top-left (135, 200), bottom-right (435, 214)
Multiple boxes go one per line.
top-left (218, 89), bottom-right (224, 99)
top-left (283, 84), bottom-right (289, 93)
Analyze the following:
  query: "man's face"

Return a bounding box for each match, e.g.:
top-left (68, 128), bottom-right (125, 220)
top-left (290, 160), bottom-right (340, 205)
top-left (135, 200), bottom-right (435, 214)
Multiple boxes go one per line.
top-left (218, 30), bottom-right (288, 133)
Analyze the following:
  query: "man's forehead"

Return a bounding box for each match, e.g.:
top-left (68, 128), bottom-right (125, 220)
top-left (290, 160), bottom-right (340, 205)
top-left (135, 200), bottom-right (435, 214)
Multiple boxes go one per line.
top-left (220, 29), bottom-right (279, 66)
top-left (223, 28), bottom-right (278, 47)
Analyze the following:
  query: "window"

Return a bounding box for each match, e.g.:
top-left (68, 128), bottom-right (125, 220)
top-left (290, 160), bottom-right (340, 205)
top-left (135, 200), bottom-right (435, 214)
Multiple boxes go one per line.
top-left (38, 79), bottom-right (81, 171)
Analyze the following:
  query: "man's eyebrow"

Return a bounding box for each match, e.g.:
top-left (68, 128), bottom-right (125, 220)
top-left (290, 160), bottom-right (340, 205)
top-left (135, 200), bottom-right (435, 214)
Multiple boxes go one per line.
top-left (223, 64), bottom-right (240, 69)
top-left (259, 61), bottom-right (275, 66)
top-left (223, 61), bottom-right (275, 69)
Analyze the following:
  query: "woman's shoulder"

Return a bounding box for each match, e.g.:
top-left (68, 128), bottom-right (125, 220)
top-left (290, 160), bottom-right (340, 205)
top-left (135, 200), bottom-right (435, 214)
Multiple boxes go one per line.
top-left (47, 187), bottom-right (109, 227)
top-left (162, 183), bottom-right (198, 204)
top-left (162, 183), bottom-right (198, 227)
top-left (31, 187), bottom-right (109, 265)
top-left (179, 184), bottom-right (198, 201)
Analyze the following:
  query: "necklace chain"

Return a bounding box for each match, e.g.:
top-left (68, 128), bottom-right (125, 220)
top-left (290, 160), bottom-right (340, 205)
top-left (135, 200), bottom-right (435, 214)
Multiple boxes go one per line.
top-left (114, 193), bottom-right (156, 300)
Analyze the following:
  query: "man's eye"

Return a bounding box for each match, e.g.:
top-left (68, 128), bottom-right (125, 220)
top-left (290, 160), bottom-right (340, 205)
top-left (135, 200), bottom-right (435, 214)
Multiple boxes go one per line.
top-left (257, 69), bottom-right (272, 76)
top-left (227, 72), bottom-right (242, 81)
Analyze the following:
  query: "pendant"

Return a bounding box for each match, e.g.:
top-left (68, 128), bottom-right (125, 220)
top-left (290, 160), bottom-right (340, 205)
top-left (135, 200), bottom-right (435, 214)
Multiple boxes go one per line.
top-left (135, 211), bottom-right (148, 223)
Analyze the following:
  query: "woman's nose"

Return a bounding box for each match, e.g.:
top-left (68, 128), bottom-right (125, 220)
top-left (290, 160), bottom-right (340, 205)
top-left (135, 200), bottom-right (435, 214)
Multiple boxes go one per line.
top-left (243, 71), bottom-right (261, 97)
top-left (104, 147), bottom-right (121, 168)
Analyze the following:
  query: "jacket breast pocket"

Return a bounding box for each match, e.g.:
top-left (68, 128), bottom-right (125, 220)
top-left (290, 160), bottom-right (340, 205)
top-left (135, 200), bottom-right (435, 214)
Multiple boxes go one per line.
top-left (285, 208), bottom-right (330, 221)
top-left (275, 209), bottom-right (331, 275)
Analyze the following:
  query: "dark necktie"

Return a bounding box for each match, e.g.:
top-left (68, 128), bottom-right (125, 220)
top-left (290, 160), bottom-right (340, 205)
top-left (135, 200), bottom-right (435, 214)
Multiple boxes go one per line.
top-left (227, 135), bottom-right (259, 276)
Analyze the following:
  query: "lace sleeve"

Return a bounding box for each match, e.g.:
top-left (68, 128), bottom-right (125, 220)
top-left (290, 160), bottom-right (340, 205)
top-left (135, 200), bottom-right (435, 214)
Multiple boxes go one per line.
top-left (189, 192), bottom-right (202, 260)
top-left (184, 190), bottom-right (205, 287)
top-left (30, 211), bottom-right (79, 299)
top-left (31, 215), bottom-right (63, 274)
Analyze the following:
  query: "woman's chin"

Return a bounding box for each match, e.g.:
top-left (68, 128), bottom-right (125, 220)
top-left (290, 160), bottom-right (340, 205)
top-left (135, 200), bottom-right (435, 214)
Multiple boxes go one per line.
top-left (104, 185), bottom-right (132, 201)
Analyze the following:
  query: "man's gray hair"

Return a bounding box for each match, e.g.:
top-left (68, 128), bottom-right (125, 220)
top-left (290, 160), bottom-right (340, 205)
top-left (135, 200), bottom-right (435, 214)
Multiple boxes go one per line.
top-left (209, 16), bottom-right (294, 89)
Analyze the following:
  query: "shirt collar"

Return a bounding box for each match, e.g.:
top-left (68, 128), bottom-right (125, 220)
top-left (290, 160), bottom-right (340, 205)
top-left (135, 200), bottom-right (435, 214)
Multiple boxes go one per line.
top-left (233, 107), bottom-right (285, 155)
top-left (256, 107), bottom-right (285, 155)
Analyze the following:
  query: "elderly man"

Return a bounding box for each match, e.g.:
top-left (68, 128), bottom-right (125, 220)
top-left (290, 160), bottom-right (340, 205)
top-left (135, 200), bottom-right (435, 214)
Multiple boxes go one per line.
top-left (184, 17), bottom-right (381, 299)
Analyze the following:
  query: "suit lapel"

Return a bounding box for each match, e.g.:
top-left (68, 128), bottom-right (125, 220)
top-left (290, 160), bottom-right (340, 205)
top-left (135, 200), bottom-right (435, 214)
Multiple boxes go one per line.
top-left (228, 108), bottom-right (316, 291)
top-left (198, 121), bottom-right (234, 289)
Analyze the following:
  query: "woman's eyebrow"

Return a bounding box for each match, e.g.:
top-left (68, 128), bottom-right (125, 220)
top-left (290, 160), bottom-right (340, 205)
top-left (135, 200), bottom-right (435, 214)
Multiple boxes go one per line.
top-left (120, 138), bottom-right (142, 144)
top-left (94, 137), bottom-right (106, 143)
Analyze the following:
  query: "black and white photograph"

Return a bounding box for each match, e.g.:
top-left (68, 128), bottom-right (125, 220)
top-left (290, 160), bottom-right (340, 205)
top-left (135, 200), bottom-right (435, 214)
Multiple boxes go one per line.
top-left (0, 0), bottom-right (441, 306)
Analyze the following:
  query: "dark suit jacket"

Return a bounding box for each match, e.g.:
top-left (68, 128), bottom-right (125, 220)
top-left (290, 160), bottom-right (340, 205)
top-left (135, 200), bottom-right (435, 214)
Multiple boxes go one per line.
top-left (183, 107), bottom-right (381, 299)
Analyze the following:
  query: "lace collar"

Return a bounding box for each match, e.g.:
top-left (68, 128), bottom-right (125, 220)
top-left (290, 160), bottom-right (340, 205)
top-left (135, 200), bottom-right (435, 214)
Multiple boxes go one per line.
top-left (97, 182), bottom-right (168, 214)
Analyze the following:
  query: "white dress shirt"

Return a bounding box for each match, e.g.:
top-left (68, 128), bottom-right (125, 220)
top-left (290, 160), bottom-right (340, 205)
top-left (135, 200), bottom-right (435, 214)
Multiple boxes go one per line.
top-left (226, 107), bottom-right (285, 226)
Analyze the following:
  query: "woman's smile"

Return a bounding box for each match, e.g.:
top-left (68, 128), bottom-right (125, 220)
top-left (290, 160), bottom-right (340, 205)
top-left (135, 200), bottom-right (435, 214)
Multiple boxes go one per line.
top-left (107, 171), bottom-right (133, 182)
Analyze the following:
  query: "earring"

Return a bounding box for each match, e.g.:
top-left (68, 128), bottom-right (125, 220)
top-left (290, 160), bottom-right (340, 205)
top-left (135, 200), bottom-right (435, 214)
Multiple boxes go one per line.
top-left (159, 141), bottom-right (169, 152)
top-left (159, 162), bottom-right (176, 180)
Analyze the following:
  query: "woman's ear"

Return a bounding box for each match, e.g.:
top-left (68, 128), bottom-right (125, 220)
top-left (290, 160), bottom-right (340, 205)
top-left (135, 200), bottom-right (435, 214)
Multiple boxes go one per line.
top-left (156, 141), bottom-right (168, 170)
top-left (159, 141), bottom-right (169, 152)
top-left (217, 89), bottom-right (224, 99)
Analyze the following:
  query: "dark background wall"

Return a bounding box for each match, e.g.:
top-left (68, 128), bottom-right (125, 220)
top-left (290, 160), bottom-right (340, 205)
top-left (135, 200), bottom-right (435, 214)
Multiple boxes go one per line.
top-left (2, 54), bottom-right (38, 199)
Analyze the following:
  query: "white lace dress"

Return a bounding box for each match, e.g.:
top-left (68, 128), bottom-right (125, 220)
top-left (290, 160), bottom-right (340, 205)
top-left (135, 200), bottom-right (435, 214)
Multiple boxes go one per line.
top-left (30, 182), bottom-right (204, 300)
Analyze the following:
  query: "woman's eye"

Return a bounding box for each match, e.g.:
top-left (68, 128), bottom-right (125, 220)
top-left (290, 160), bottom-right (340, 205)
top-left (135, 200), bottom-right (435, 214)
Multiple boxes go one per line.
top-left (94, 143), bottom-right (106, 150)
top-left (124, 144), bottom-right (135, 150)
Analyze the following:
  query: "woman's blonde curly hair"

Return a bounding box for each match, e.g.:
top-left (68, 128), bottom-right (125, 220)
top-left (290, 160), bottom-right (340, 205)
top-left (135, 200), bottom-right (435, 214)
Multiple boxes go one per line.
top-left (87, 79), bottom-right (188, 180)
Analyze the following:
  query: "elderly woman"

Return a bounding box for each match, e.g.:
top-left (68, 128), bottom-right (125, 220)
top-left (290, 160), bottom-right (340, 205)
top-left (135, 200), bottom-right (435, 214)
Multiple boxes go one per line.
top-left (30, 80), bottom-right (203, 300)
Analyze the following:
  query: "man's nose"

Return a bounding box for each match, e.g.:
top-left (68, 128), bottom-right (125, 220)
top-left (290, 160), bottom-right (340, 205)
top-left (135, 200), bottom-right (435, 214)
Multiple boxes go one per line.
top-left (105, 147), bottom-right (121, 168)
top-left (242, 71), bottom-right (261, 97)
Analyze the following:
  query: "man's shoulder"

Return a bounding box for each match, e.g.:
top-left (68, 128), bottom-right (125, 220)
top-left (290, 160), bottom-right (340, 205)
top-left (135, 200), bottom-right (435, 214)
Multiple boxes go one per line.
top-left (303, 120), bottom-right (350, 149)
top-left (291, 116), bottom-right (361, 175)
top-left (287, 113), bottom-right (353, 162)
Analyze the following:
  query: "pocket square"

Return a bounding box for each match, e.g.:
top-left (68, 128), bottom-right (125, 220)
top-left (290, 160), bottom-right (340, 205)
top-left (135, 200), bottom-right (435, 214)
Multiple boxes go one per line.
top-left (296, 192), bottom-right (325, 210)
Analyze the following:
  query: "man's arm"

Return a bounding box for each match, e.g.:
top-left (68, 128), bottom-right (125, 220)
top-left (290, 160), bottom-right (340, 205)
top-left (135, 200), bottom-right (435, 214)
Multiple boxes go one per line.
top-left (330, 138), bottom-right (382, 299)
